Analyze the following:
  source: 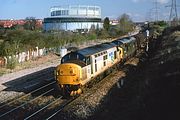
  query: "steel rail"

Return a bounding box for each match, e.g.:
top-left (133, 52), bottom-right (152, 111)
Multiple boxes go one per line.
top-left (24, 96), bottom-right (63, 120)
top-left (45, 104), bottom-right (65, 120)
top-left (0, 73), bottom-right (53, 106)
top-left (0, 88), bottom-right (54, 118)
top-left (0, 80), bottom-right (55, 109)
top-left (45, 97), bottom-right (77, 120)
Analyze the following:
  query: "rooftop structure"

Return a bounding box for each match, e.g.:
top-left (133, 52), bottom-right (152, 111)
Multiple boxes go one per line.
top-left (43, 5), bottom-right (103, 32)
top-left (50, 5), bottom-right (101, 18)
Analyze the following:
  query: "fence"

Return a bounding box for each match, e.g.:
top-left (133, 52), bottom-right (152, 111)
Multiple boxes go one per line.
top-left (0, 46), bottom-right (62, 67)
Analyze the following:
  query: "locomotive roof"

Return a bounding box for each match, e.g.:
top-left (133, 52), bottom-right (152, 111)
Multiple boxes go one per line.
top-left (112, 39), bottom-right (123, 45)
top-left (113, 37), bottom-right (136, 45)
top-left (76, 42), bottom-right (116, 57)
top-left (120, 37), bottom-right (136, 44)
top-left (113, 36), bottom-right (136, 45)
top-left (61, 42), bottom-right (116, 66)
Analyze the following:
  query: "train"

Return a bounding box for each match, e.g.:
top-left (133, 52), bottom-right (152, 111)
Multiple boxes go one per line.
top-left (54, 30), bottom-right (152, 96)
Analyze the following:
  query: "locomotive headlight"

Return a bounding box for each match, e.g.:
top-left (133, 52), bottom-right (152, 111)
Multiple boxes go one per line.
top-left (57, 71), bottom-right (59, 76)
top-left (55, 69), bottom-right (60, 76)
top-left (60, 71), bottom-right (63, 75)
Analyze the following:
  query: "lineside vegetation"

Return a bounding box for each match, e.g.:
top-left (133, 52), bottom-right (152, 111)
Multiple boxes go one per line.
top-left (0, 14), bottom-right (167, 69)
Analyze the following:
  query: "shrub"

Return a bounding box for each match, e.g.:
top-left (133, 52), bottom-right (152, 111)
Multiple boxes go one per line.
top-left (6, 56), bottom-right (17, 69)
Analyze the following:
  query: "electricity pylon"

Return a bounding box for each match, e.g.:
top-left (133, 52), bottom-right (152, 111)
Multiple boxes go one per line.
top-left (166, 0), bottom-right (179, 26)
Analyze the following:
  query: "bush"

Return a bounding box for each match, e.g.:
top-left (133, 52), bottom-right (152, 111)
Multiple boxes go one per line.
top-left (6, 56), bottom-right (17, 69)
top-left (88, 33), bottom-right (97, 40)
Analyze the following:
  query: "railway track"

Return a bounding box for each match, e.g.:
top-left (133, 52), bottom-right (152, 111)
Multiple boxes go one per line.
top-left (24, 96), bottom-right (77, 120)
top-left (42, 58), bottom-right (141, 119)
top-left (0, 68), bottom-right (54, 105)
top-left (0, 80), bottom-right (57, 119)
top-left (0, 65), bottom-right (119, 120)
top-left (0, 65), bottom-right (79, 120)
top-left (0, 49), bottom-right (146, 120)
top-left (0, 82), bottom-right (77, 120)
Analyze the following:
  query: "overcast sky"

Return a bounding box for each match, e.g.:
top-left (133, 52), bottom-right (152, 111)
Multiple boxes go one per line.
top-left (0, 0), bottom-right (178, 22)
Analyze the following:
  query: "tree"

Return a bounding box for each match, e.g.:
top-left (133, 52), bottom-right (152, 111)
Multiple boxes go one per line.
top-left (3, 30), bottom-right (25, 55)
top-left (11, 24), bottom-right (24, 30)
top-left (118, 14), bottom-right (134, 34)
top-left (97, 29), bottom-right (110, 39)
top-left (109, 26), bottom-right (119, 38)
top-left (156, 21), bottom-right (167, 27)
top-left (24, 17), bottom-right (36, 31)
top-left (89, 24), bottom-right (96, 33)
top-left (0, 24), bottom-right (4, 30)
top-left (103, 17), bottom-right (110, 31)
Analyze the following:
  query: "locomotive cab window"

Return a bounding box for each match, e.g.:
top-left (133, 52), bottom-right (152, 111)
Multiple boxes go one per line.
top-left (95, 59), bottom-right (97, 72)
top-left (62, 58), bottom-right (64, 63)
top-left (86, 57), bottom-right (90, 65)
top-left (103, 61), bottom-right (106, 66)
top-left (114, 51), bottom-right (117, 59)
top-left (103, 55), bottom-right (107, 66)
top-left (103, 55), bottom-right (108, 60)
top-left (117, 47), bottom-right (120, 51)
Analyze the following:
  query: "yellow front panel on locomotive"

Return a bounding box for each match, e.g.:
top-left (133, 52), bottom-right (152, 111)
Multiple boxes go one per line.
top-left (56, 63), bottom-right (82, 85)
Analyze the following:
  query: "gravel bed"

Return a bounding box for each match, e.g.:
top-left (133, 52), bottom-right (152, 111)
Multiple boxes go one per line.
top-left (0, 91), bottom-right (24, 104)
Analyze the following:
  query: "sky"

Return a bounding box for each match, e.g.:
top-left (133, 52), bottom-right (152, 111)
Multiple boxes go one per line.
top-left (0, 0), bottom-right (178, 22)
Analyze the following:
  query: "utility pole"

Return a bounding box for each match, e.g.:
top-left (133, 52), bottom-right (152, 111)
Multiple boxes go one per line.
top-left (166, 0), bottom-right (179, 26)
top-left (150, 0), bottom-right (160, 22)
top-left (154, 0), bottom-right (159, 21)
top-left (146, 11), bottom-right (152, 22)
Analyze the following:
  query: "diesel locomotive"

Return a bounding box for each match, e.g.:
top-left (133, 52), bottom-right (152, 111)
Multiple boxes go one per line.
top-left (55, 31), bottom-right (149, 96)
